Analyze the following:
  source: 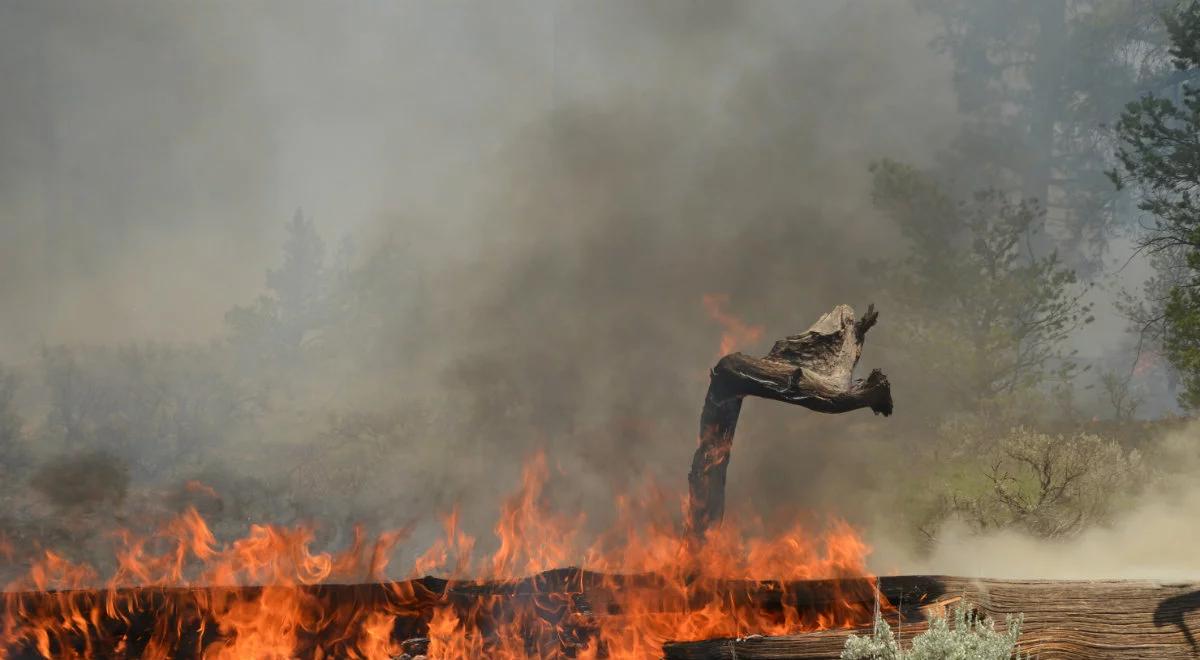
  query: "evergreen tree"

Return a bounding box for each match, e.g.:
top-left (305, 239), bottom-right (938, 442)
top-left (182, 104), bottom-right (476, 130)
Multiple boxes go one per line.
top-left (917, 0), bottom-right (1175, 268)
top-left (870, 160), bottom-right (1093, 410)
top-left (1111, 1), bottom-right (1200, 407)
top-left (267, 209), bottom-right (328, 350)
top-left (226, 209), bottom-right (330, 366)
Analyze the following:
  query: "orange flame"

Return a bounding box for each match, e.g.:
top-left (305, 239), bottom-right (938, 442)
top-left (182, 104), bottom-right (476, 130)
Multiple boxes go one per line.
top-left (1132, 350), bottom-right (1158, 379)
top-left (0, 450), bottom-right (881, 659)
top-left (702, 294), bottom-right (763, 356)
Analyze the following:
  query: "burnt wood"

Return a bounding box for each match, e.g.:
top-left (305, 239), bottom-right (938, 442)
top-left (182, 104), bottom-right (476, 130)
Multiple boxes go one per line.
top-left (0, 570), bottom-right (904, 659)
top-left (7, 572), bottom-right (1197, 658)
top-left (686, 304), bottom-right (892, 539)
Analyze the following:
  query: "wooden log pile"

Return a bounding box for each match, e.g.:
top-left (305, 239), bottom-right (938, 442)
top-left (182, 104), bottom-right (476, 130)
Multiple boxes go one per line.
top-left (8, 306), bottom-right (1193, 658)
top-left (6, 573), bottom-right (1200, 658)
top-left (0, 569), bottom-right (895, 658)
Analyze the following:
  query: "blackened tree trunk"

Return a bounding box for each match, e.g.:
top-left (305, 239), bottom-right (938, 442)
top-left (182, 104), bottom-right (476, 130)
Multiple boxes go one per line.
top-left (686, 304), bottom-right (892, 540)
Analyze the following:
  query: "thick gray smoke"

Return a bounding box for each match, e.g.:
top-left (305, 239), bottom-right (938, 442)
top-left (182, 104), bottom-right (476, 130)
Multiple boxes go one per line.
top-left (0, 0), bottom-right (955, 535)
top-left (3, 1), bottom-right (1181, 579)
top-left (0, 1), bottom-right (954, 352)
top-left (424, 2), bottom-right (960, 534)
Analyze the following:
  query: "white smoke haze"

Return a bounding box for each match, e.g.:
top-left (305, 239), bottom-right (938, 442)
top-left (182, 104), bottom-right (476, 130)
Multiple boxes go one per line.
top-left (0, 1), bottom-right (956, 353)
top-left (871, 421), bottom-right (1200, 581)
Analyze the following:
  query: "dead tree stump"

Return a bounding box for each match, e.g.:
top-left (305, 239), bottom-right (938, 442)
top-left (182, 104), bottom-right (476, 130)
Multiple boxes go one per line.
top-left (686, 304), bottom-right (892, 539)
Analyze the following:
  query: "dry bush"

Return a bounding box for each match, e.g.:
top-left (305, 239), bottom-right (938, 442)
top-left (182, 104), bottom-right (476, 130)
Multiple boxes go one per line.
top-left (842, 601), bottom-right (1024, 660)
top-left (936, 426), bottom-right (1144, 539)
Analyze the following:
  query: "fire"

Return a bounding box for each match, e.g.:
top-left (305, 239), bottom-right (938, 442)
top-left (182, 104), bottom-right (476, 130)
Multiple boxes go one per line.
top-left (0, 452), bottom-right (881, 659)
top-left (701, 294), bottom-right (763, 356)
top-left (1132, 349), bottom-right (1159, 378)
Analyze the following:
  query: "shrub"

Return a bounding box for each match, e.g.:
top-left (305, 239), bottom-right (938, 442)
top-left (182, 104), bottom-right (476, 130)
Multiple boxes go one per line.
top-left (902, 416), bottom-right (1144, 546)
top-left (841, 601), bottom-right (1024, 660)
top-left (951, 426), bottom-right (1142, 538)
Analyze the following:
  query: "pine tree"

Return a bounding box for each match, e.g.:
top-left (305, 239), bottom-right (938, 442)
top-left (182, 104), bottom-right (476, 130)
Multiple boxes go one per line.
top-left (1111, 1), bottom-right (1200, 407)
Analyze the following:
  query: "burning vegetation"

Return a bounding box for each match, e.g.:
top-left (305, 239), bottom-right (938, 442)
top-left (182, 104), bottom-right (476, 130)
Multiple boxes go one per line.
top-left (0, 453), bottom-right (882, 659)
top-left (0, 306), bottom-right (891, 659)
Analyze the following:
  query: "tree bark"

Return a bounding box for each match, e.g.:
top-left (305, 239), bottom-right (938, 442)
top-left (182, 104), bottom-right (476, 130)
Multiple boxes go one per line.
top-left (686, 304), bottom-right (892, 539)
top-left (664, 576), bottom-right (1200, 659)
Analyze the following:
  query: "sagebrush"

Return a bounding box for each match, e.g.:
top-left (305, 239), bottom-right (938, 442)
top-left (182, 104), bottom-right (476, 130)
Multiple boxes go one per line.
top-left (841, 601), bottom-right (1024, 660)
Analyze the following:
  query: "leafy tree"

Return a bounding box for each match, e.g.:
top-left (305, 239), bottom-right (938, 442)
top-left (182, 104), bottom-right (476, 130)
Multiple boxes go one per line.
top-left (917, 0), bottom-right (1176, 267)
top-left (1110, 1), bottom-right (1200, 407)
top-left (870, 160), bottom-right (1094, 410)
top-left (843, 601), bottom-right (1024, 660)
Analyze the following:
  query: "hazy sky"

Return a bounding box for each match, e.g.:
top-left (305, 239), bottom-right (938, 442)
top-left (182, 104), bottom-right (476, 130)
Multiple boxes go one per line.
top-left (0, 1), bottom-right (964, 359)
top-left (0, 2), bottom-right (555, 355)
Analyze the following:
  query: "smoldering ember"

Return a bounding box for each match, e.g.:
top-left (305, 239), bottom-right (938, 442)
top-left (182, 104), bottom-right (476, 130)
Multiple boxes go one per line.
top-left (5, 2), bottom-right (1200, 659)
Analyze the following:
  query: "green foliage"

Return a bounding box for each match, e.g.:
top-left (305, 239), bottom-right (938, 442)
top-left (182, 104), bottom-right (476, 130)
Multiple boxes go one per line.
top-left (908, 417), bottom-right (1144, 542)
top-left (1111, 1), bottom-right (1200, 408)
top-left (915, 0), bottom-right (1176, 265)
top-left (956, 426), bottom-right (1142, 538)
top-left (869, 160), bottom-right (1093, 409)
top-left (841, 614), bottom-right (901, 660)
top-left (842, 602), bottom-right (1024, 660)
top-left (1166, 1), bottom-right (1200, 72)
top-left (1163, 287), bottom-right (1200, 408)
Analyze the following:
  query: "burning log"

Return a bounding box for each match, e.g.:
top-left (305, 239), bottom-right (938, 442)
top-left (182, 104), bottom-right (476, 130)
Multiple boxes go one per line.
top-left (0, 569), bottom-right (907, 658)
top-left (31, 571), bottom-right (1200, 659)
top-left (687, 304), bottom-right (892, 539)
top-left (9, 567), bottom-right (1199, 658)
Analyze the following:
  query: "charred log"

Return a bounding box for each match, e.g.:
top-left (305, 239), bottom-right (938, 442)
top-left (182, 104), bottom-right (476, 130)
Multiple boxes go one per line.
top-left (0, 570), bottom-right (895, 659)
top-left (686, 304), bottom-right (892, 539)
top-left (9, 573), bottom-right (1198, 659)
